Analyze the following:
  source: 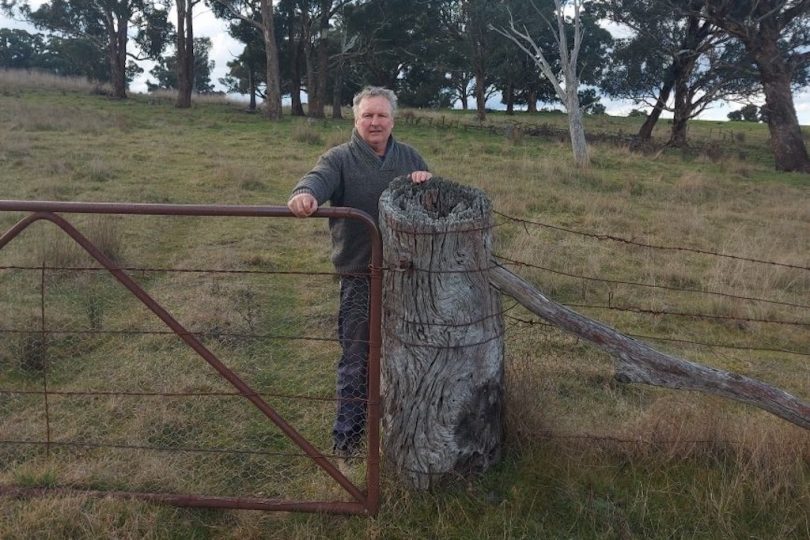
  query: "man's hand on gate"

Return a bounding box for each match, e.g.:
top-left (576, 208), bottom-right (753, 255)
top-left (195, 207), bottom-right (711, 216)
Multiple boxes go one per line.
top-left (409, 171), bottom-right (432, 184)
top-left (288, 193), bottom-right (319, 217)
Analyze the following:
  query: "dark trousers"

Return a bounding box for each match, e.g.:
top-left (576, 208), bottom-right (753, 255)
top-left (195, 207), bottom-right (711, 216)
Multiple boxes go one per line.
top-left (333, 275), bottom-right (369, 450)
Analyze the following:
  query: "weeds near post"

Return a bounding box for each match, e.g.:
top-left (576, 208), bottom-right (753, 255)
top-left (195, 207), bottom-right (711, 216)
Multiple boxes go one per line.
top-left (234, 288), bottom-right (259, 333)
top-left (18, 333), bottom-right (47, 372)
top-left (38, 216), bottom-right (124, 271)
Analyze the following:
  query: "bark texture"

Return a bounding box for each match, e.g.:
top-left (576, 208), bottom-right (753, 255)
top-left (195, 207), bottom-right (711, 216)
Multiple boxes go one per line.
top-left (175, 0), bottom-right (194, 109)
top-left (106, 12), bottom-right (129, 99)
top-left (637, 74), bottom-right (673, 143)
top-left (260, 0), bottom-right (282, 120)
top-left (379, 177), bottom-right (504, 489)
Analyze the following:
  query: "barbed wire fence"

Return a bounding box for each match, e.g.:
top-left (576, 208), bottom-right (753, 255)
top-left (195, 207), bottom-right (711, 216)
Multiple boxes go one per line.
top-left (0, 203), bottom-right (807, 509)
top-left (490, 208), bottom-right (809, 449)
top-left (0, 206), bottom-right (383, 513)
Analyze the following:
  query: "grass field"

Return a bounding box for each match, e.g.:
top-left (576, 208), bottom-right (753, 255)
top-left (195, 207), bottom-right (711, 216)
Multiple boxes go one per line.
top-left (0, 70), bottom-right (808, 538)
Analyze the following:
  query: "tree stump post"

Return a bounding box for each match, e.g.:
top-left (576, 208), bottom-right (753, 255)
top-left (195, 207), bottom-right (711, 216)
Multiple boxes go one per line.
top-left (379, 177), bottom-right (504, 489)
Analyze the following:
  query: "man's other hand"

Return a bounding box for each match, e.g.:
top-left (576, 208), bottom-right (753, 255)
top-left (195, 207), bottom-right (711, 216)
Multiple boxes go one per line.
top-left (288, 193), bottom-right (319, 217)
top-left (409, 171), bottom-right (432, 184)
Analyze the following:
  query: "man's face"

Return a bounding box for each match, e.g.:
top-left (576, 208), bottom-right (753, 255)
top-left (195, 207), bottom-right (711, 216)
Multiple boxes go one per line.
top-left (354, 96), bottom-right (394, 154)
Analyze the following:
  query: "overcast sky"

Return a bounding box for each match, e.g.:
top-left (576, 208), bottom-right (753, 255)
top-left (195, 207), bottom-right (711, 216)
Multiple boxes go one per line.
top-left (3, 7), bottom-right (809, 124)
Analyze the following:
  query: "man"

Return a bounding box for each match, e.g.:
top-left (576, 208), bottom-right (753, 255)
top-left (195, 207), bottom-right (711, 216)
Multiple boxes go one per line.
top-left (288, 86), bottom-right (431, 457)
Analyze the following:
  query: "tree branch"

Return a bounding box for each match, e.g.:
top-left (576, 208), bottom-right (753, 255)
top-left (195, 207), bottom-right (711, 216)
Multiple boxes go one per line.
top-left (489, 263), bottom-right (810, 430)
top-left (210, 0), bottom-right (263, 32)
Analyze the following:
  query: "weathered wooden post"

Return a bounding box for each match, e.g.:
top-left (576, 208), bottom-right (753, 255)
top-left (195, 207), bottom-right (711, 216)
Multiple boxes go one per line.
top-left (379, 177), bottom-right (504, 489)
top-left (379, 177), bottom-right (810, 493)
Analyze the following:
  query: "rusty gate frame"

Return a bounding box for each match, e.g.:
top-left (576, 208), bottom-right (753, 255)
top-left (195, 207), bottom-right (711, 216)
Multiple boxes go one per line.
top-left (0, 200), bottom-right (382, 516)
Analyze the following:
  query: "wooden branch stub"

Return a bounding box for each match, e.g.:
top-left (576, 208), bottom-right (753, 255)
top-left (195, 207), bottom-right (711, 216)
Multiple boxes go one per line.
top-left (379, 177), bottom-right (504, 489)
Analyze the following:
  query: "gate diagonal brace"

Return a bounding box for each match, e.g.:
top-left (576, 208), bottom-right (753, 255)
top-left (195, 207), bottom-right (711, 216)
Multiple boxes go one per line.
top-left (0, 210), bottom-right (368, 508)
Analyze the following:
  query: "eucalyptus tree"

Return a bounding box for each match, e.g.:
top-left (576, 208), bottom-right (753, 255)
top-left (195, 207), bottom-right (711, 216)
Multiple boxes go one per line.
top-left (277, 0), bottom-right (306, 115)
top-left (341, 0), bottom-right (446, 97)
top-left (491, 47), bottom-right (555, 113)
top-left (442, 47), bottom-right (475, 110)
top-left (598, 0), bottom-right (754, 147)
top-left (727, 104), bottom-right (761, 122)
top-left (0, 28), bottom-right (111, 80)
top-left (700, 0), bottom-right (810, 172)
top-left (210, 0), bottom-right (282, 118)
top-left (147, 36), bottom-right (214, 92)
top-left (276, 0), bottom-right (348, 117)
top-left (327, 11), bottom-right (366, 118)
top-left (493, 0), bottom-right (611, 167)
top-left (174, 0), bottom-right (203, 107)
top-left (0, 28), bottom-right (45, 69)
top-left (436, 0), bottom-right (506, 121)
top-left (220, 43), bottom-right (266, 110)
top-left (309, 1), bottom-right (358, 117)
top-left (3, 0), bottom-right (173, 98)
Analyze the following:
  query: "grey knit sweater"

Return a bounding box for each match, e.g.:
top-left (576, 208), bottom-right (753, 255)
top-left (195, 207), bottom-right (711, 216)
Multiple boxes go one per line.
top-left (291, 129), bottom-right (429, 273)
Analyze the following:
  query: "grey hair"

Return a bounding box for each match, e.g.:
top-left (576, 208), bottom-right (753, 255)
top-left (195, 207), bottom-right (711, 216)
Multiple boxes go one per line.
top-left (352, 86), bottom-right (397, 118)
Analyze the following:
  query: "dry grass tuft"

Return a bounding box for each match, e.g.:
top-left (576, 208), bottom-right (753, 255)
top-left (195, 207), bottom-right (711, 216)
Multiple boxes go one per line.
top-left (0, 69), bottom-right (109, 95)
top-left (34, 216), bottom-right (125, 268)
top-left (216, 160), bottom-right (266, 192)
top-left (135, 88), bottom-right (235, 106)
top-left (292, 123), bottom-right (324, 146)
top-left (672, 171), bottom-right (716, 203)
top-left (324, 128), bottom-right (350, 150)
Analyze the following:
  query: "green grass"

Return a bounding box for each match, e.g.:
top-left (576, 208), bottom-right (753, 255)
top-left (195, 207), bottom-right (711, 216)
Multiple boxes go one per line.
top-left (0, 71), bottom-right (808, 538)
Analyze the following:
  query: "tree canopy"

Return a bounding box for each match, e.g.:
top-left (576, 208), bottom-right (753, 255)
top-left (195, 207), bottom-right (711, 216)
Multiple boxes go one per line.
top-left (2, 0), bottom-right (808, 170)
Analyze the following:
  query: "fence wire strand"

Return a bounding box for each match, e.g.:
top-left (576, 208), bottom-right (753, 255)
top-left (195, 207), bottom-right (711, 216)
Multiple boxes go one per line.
top-left (505, 315), bottom-right (810, 358)
top-left (494, 210), bottom-right (810, 272)
top-left (495, 254), bottom-right (810, 310)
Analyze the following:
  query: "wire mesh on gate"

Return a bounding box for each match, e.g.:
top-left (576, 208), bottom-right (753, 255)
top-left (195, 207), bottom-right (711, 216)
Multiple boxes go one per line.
top-left (0, 202), bottom-right (382, 515)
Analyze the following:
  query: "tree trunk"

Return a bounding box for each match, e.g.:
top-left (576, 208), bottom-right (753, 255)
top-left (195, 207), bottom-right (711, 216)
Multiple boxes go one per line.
top-left (308, 0), bottom-right (331, 119)
top-left (261, 0), bottom-right (282, 120)
top-left (106, 12), bottom-right (128, 99)
top-left (474, 70), bottom-right (486, 122)
top-left (288, 18), bottom-right (305, 116)
top-left (379, 177), bottom-right (504, 490)
top-left (175, 0), bottom-right (194, 109)
top-left (331, 64), bottom-right (343, 119)
top-left (707, 2), bottom-right (810, 172)
top-left (756, 54), bottom-right (810, 172)
top-left (304, 43), bottom-right (316, 115)
top-left (669, 115), bottom-right (689, 148)
top-left (565, 79), bottom-right (590, 167)
top-left (248, 69), bottom-right (256, 111)
top-left (668, 74), bottom-right (690, 147)
top-left (526, 88), bottom-right (537, 113)
top-left (505, 82), bottom-right (514, 115)
top-left (638, 75), bottom-right (674, 142)
top-left (458, 84), bottom-right (468, 110)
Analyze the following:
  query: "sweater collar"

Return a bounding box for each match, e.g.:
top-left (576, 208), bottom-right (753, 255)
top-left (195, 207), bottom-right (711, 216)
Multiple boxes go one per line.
top-left (352, 128), bottom-right (395, 166)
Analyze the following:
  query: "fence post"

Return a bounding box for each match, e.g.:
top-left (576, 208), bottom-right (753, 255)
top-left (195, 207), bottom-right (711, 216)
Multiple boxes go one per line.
top-left (378, 177), bottom-right (504, 489)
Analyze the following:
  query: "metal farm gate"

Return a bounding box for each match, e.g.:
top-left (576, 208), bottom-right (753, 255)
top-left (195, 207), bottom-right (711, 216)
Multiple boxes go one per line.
top-left (0, 201), bottom-right (382, 515)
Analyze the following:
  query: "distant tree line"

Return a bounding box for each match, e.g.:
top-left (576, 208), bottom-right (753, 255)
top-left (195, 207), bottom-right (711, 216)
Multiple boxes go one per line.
top-left (0, 27), bottom-right (215, 93)
top-left (727, 104), bottom-right (768, 123)
top-left (2, 0), bottom-right (809, 171)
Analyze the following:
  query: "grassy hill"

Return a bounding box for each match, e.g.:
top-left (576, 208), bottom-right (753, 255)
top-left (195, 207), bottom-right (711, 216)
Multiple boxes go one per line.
top-left (0, 71), bottom-right (808, 538)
